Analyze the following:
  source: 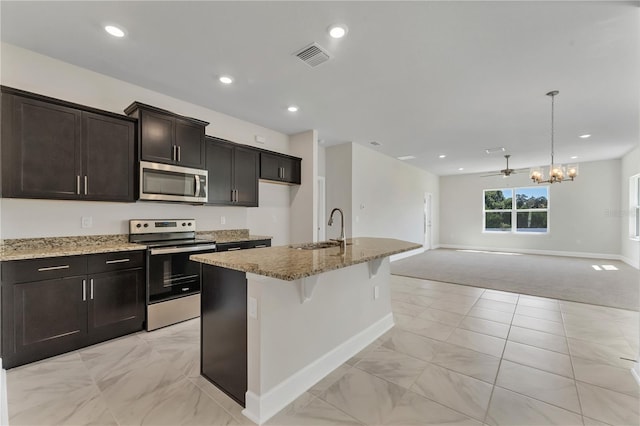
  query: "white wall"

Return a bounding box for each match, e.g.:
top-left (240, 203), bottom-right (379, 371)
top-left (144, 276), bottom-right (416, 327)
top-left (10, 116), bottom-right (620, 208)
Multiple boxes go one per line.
top-left (440, 159), bottom-right (622, 257)
top-left (325, 143), bottom-right (439, 246)
top-left (0, 43), bottom-right (292, 242)
top-left (621, 145), bottom-right (640, 268)
top-left (325, 143), bottom-right (353, 240)
top-left (351, 143), bottom-right (439, 245)
top-left (289, 130), bottom-right (318, 244)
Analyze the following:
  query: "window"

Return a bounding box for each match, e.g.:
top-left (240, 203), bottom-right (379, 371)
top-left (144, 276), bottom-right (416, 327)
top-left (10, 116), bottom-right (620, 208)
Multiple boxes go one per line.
top-left (484, 186), bottom-right (549, 233)
top-left (631, 174), bottom-right (640, 240)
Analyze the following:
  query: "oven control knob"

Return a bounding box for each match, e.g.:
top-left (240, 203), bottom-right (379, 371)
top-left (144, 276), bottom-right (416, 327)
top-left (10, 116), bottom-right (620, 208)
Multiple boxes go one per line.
top-left (136, 224), bottom-right (141, 228)
top-left (143, 223), bottom-right (149, 228)
top-left (182, 222), bottom-right (186, 227)
top-left (188, 222), bottom-right (192, 226)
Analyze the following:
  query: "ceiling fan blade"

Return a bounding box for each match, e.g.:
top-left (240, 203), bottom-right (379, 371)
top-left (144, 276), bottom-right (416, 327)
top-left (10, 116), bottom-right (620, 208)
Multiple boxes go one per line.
top-left (481, 173), bottom-right (504, 177)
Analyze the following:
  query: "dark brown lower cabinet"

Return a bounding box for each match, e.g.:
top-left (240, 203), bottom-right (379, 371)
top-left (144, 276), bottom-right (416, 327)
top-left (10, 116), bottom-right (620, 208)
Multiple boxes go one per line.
top-left (201, 265), bottom-right (247, 406)
top-left (1, 252), bottom-right (145, 368)
top-left (87, 268), bottom-right (145, 344)
top-left (12, 276), bottom-right (88, 366)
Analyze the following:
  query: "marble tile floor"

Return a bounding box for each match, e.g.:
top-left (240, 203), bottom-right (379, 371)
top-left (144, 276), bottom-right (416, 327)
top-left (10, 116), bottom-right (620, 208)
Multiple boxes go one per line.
top-left (6, 275), bottom-right (640, 425)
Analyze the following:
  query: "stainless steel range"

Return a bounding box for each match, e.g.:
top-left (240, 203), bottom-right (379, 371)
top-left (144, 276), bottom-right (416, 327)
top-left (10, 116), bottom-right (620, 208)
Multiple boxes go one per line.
top-left (129, 219), bottom-right (216, 331)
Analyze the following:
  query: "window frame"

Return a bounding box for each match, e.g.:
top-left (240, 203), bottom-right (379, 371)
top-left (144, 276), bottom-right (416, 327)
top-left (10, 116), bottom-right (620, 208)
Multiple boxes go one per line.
top-left (483, 186), bottom-right (550, 234)
top-left (630, 174), bottom-right (640, 241)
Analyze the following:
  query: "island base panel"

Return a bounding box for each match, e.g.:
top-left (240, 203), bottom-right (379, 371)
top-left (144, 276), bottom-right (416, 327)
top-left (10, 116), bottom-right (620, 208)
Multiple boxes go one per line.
top-left (201, 265), bottom-right (247, 406)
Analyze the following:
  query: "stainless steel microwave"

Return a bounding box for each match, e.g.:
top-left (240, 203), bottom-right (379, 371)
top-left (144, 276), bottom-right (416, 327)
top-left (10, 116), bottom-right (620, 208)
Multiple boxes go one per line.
top-left (139, 161), bottom-right (208, 203)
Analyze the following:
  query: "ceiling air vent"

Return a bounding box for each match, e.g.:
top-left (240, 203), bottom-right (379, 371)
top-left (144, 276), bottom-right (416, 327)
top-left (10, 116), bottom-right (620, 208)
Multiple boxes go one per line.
top-left (294, 43), bottom-right (330, 67)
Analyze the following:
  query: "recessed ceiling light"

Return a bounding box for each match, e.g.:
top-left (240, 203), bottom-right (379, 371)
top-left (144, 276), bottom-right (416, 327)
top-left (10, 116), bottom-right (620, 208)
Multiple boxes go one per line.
top-left (571, 156), bottom-right (578, 159)
top-left (219, 76), bottom-right (233, 84)
top-left (328, 24), bottom-right (348, 39)
top-left (484, 147), bottom-right (506, 154)
top-left (439, 154), bottom-right (447, 159)
top-left (287, 105), bottom-right (299, 112)
top-left (458, 167), bottom-right (464, 171)
top-left (397, 155), bottom-right (416, 161)
top-left (104, 25), bottom-right (125, 38)
top-left (579, 134), bottom-right (591, 139)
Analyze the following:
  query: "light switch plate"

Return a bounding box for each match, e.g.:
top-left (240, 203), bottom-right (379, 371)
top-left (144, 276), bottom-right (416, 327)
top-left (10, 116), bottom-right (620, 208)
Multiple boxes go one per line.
top-left (373, 286), bottom-right (379, 300)
top-left (220, 216), bottom-right (226, 225)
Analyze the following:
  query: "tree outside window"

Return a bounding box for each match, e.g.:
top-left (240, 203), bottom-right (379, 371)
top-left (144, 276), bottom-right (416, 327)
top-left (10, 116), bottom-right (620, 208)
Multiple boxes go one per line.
top-left (484, 187), bottom-right (548, 233)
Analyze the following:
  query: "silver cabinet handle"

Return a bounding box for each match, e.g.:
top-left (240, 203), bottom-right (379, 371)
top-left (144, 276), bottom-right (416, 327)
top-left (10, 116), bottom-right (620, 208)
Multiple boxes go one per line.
top-left (90, 279), bottom-right (94, 300)
top-left (172, 145), bottom-right (177, 161)
top-left (177, 146), bottom-right (181, 162)
top-left (82, 279), bottom-right (86, 301)
top-left (235, 189), bottom-right (239, 202)
top-left (227, 247), bottom-right (242, 251)
top-left (38, 265), bottom-right (70, 272)
top-left (105, 258), bottom-right (130, 264)
top-left (76, 176), bottom-right (81, 194)
top-left (254, 244), bottom-right (267, 248)
top-left (84, 176), bottom-right (88, 195)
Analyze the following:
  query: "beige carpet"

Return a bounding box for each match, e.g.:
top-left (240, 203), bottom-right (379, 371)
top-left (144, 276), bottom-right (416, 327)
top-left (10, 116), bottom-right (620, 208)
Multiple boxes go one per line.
top-left (391, 249), bottom-right (640, 311)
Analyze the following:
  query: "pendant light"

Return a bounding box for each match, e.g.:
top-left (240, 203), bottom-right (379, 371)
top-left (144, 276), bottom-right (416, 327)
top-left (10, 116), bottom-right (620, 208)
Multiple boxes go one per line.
top-left (530, 91), bottom-right (578, 184)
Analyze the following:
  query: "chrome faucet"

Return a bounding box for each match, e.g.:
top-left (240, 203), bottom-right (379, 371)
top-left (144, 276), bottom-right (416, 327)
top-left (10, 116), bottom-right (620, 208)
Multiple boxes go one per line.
top-left (328, 208), bottom-right (346, 245)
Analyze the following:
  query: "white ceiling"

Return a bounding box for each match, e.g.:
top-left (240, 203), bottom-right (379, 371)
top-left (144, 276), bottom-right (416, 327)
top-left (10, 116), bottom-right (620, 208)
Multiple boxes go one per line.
top-left (1, 1), bottom-right (638, 176)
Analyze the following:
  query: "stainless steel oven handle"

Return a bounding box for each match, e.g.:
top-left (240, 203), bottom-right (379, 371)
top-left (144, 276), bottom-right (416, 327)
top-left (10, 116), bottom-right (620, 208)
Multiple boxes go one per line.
top-left (149, 244), bottom-right (217, 255)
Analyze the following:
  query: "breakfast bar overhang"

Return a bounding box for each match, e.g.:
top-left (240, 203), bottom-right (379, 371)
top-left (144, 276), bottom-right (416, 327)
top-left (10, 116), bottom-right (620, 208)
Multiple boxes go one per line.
top-left (191, 237), bottom-right (421, 424)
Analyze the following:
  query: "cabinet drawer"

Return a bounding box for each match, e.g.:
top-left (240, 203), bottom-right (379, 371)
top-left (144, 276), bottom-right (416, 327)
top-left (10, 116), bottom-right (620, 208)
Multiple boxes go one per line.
top-left (215, 242), bottom-right (250, 252)
top-left (2, 256), bottom-right (87, 284)
top-left (87, 251), bottom-right (144, 274)
top-left (248, 239), bottom-right (271, 249)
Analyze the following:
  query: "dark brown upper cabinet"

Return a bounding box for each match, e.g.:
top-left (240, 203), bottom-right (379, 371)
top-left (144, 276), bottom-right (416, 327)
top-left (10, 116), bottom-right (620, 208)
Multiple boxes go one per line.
top-left (1, 87), bottom-right (136, 202)
top-left (125, 102), bottom-right (208, 169)
top-left (205, 137), bottom-right (259, 207)
top-left (260, 151), bottom-right (301, 185)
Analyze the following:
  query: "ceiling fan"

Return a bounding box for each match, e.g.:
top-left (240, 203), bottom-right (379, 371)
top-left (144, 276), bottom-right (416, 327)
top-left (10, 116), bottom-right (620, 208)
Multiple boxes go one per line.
top-left (482, 154), bottom-right (522, 177)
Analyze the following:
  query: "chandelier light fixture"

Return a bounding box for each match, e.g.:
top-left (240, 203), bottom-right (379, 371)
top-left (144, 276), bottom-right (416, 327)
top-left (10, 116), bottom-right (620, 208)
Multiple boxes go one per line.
top-left (530, 90), bottom-right (578, 184)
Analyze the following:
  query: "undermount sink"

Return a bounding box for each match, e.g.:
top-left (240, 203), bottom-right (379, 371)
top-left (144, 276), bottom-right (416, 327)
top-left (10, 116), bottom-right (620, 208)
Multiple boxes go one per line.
top-left (291, 241), bottom-right (351, 250)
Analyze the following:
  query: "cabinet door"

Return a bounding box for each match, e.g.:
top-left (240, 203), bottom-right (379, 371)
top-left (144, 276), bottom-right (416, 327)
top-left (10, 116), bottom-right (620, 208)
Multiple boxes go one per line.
top-left (140, 110), bottom-right (174, 164)
top-left (175, 118), bottom-right (204, 168)
top-left (205, 139), bottom-right (233, 204)
top-left (281, 156), bottom-right (301, 184)
top-left (87, 269), bottom-right (144, 343)
top-left (11, 277), bottom-right (87, 366)
top-left (259, 152), bottom-right (282, 181)
top-left (83, 112), bottom-right (136, 201)
top-left (5, 95), bottom-right (82, 199)
top-left (234, 146), bottom-right (259, 207)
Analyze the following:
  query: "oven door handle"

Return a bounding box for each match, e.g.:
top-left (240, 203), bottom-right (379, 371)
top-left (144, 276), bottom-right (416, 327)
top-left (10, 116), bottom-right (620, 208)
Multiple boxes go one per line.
top-left (149, 244), bottom-right (217, 255)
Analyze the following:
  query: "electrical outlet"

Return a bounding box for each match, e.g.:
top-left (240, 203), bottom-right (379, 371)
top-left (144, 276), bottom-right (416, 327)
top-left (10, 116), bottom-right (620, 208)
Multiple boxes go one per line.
top-left (81, 216), bottom-right (93, 228)
top-left (220, 216), bottom-right (226, 225)
top-left (248, 297), bottom-right (258, 319)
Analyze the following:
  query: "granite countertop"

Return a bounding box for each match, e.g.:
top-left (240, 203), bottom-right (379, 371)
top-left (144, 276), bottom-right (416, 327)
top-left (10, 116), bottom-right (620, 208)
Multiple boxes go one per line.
top-left (0, 235), bottom-right (146, 261)
top-left (190, 237), bottom-right (421, 281)
top-left (0, 229), bottom-right (273, 261)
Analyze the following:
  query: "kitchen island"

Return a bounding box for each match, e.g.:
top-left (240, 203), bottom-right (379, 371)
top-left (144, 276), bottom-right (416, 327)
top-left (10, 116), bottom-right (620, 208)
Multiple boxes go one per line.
top-left (190, 237), bottom-right (421, 424)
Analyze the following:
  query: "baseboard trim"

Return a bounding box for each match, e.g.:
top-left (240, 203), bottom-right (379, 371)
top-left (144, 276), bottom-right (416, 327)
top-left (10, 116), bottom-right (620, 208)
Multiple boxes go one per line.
top-left (439, 244), bottom-right (623, 261)
top-left (631, 365), bottom-right (640, 387)
top-left (621, 256), bottom-right (640, 270)
top-left (1, 358), bottom-right (7, 426)
top-left (242, 313), bottom-right (395, 425)
top-left (391, 247), bottom-right (425, 262)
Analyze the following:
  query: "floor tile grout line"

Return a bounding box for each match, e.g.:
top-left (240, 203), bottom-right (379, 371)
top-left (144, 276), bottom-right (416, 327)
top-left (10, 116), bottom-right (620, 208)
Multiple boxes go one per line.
top-left (77, 346), bottom-right (122, 426)
top-left (480, 292), bottom-right (518, 425)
